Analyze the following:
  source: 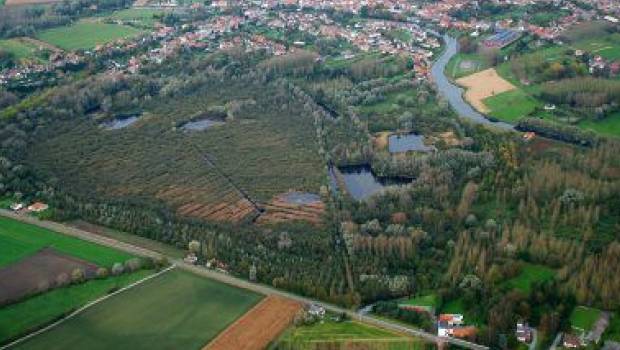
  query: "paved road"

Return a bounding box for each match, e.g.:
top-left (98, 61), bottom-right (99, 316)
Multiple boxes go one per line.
top-left (550, 332), bottom-right (562, 350)
top-left (530, 328), bottom-right (538, 350)
top-left (430, 34), bottom-right (514, 131)
top-left (0, 210), bottom-right (488, 350)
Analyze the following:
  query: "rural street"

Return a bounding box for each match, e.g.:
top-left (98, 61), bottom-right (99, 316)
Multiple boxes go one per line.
top-left (1, 210), bottom-right (489, 350)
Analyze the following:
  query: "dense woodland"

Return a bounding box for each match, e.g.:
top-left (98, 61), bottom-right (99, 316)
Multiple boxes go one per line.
top-left (1, 27), bottom-right (620, 349)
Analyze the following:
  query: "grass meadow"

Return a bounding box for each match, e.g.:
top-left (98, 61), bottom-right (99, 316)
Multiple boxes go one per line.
top-left (107, 8), bottom-right (167, 28)
top-left (36, 21), bottom-right (142, 50)
top-left (400, 294), bottom-right (439, 308)
top-left (483, 88), bottom-right (541, 123)
top-left (445, 52), bottom-right (488, 79)
top-left (13, 269), bottom-right (263, 350)
top-left (278, 320), bottom-right (426, 350)
top-left (503, 264), bottom-right (555, 294)
top-left (0, 216), bottom-right (132, 268)
top-left (0, 39), bottom-right (45, 64)
top-left (570, 306), bottom-right (602, 331)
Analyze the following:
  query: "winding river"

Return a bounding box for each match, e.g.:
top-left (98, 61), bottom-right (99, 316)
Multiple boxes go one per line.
top-left (430, 35), bottom-right (514, 131)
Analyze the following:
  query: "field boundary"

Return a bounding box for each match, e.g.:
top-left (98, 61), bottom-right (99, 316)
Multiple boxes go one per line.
top-left (0, 265), bottom-right (175, 350)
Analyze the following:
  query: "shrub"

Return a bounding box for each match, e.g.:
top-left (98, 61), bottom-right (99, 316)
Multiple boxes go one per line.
top-left (111, 262), bottom-right (124, 275)
top-left (96, 267), bottom-right (109, 279)
top-left (124, 258), bottom-right (142, 272)
top-left (71, 268), bottom-right (85, 284)
top-left (56, 272), bottom-right (70, 287)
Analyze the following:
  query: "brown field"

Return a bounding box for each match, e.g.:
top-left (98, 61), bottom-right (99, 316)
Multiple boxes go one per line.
top-left (456, 68), bottom-right (516, 113)
top-left (204, 295), bottom-right (302, 350)
top-left (0, 248), bottom-right (98, 305)
top-left (257, 192), bottom-right (325, 225)
top-left (5, 0), bottom-right (62, 5)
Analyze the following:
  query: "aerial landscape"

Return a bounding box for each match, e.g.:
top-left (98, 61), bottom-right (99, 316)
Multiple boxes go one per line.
top-left (0, 0), bottom-right (620, 349)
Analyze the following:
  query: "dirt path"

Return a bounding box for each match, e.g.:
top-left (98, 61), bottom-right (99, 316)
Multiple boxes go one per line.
top-left (18, 37), bottom-right (62, 53)
top-left (456, 68), bottom-right (516, 113)
top-left (204, 296), bottom-right (302, 350)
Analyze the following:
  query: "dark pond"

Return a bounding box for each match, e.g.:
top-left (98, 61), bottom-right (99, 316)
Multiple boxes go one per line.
top-left (181, 119), bottom-right (224, 131)
top-left (388, 133), bottom-right (434, 153)
top-left (337, 165), bottom-right (410, 201)
top-left (282, 192), bottom-right (321, 205)
top-left (101, 115), bottom-right (139, 130)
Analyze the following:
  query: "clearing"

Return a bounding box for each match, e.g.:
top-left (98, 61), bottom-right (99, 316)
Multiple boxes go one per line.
top-left (0, 247), bottom-right (98, 305)
top-left (205, 296), bottom-right (302, 350)
top-left (503, 264), bottom-right (555, 294)
top-left (13, 269), bottom-right (263, 350)
top-left (0, 216), bottom-right (132, 268)
top-left (570, 306), bottom-right (602, 332)
top-left (258, 191), bottom-right (325, 225)
top-left (456, 68), bottom-right (517, 114)
top-left (400, 294), bottom-right (439, 309)
top-left (36, 21), bottom-right (143, 51)
top-left (278, 319), bottom-right (425, 349)
top-left (483, 89), bottom-right (540, 123)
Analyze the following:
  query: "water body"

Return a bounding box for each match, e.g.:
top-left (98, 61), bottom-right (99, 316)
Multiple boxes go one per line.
top-left (181, 119), bottom-right (224, 131)
top-left (388, 133), bottom-right (434, 153)
top-left (281, 192), bottom-right (321, 205)
top-left (431, 35), bottom-right (514, 131)
top-left (338, 165), bottom-right (409, 201)
top-left (101, 115), bottom-right (139, 130)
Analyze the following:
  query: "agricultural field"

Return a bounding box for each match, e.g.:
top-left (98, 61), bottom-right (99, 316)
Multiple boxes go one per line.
top-left (27, 78), bottom-right (325, 223)
top-left (502, 264), bottom-right (555, 294)
top-left (570, 306), bottom-right (602, 332)
top-left (276, 319), bottom-right (426, 349)
top-left (36, 21), bottom-right (143, 50)
top-left (456, 68), bottom-right (516, 114)
top-left (12, 269), bottom-right (263, 350)
top-left (206, 296), bottom-right (301, 350)
top-left (0, 216), bottom-right (132, 268)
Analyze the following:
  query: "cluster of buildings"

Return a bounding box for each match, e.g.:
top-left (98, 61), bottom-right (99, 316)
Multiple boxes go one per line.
top-left (10, 202), bottom-right (49, 214)
top-left (437, 314), bottom-right (477, 339)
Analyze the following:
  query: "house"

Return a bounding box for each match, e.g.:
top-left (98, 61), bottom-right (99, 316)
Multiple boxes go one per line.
top-left (10, 203), bottom-right (24, 212)
top-left (523, 132), bottom-right (536, 142)
top-left (439, 314), bottom-right (463, 326)
top-left (183, 253), bottom-right (198, 265)
top-left (516, 323), bottom-right (533, 343)
top-left (564, 334), bottom-right (583, 348)
top-left (27, 202), bottom-right (48, 213)
top-left (308, 304), bottom-right (325, 318)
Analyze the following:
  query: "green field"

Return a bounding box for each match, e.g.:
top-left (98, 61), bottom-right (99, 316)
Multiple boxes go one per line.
top-left (445, 53), bottom-right (488, 79)
top-left (579, 111), bottom-right (620, 138)
top-left (570, 306), bottom-right (602, 331)
top-left (484, 88), bottom-right (541, 123)
top-left (279, 320), bottom-right (425, 349)
top-left (400, 294), bottom-right (439, 308)
top-left (572, 34), bottom-right (620, 61)
top-left (0, 216), bottom-right (133, 268)
top-left (0, 39), bottom-right (45, 64)
top-left (13, 269), bottom-right (263, 350)
top-left (503, 264), bottom-right (555, 294)
top-left (36, 21), bottom-right (143, 50)
top-left (107, 8), bottom-right (167, 28)
top-left (0, 269), bottom-right (153, 343)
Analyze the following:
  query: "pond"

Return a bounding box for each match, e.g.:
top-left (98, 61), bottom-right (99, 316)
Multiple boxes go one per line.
top-left (337, 165), bottom-right (410, 201)
top-left (181, 119), bottom-right (224, 131)
top-left (281, 192), bottom-right (321, 205)
top-left (388, 133), bottom-right (434, 153)
top-left (101, 115), bottom-right (139, 130)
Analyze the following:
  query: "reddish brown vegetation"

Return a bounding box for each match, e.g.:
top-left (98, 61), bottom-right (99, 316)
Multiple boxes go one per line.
top-left (204, 296), bottom-right (302, 350)
top-left (257, 192), bottom-right (325, 225)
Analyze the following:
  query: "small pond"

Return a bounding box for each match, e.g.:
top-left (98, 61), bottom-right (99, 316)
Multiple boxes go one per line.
top-left (388, 133), bottom-right (434, 153)
top-left (337, 165), bottom-right (410, 201)
top-left (101, 115), bottom-right (139, 130)
top-left (181, 119), bottom-right (224, 131)
top-left (281, 192), bottom-right (321, 205)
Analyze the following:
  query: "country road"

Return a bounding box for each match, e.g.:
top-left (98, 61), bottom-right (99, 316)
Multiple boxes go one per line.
top-left (0, 210), bottom-right (489, 350)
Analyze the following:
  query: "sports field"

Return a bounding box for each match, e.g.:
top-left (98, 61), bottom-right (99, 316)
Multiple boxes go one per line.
top-left (445, 53), bottom-right (488, 79)
top-left (279, 320), bottom-right (425, 349)
top-left (0, 216), bottom-right (132, 268)
top-left (13, 269), bottom-right (263, 350)
top-left (503, 264), bottom-right (555, 294)
top-left (36, 21), bottom-right (143, 50)
top-left (484, 89), bottom-right (540, 122)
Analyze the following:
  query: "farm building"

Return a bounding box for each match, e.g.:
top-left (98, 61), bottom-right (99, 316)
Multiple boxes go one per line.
top-left (516, 322), bottom-right (533, 343)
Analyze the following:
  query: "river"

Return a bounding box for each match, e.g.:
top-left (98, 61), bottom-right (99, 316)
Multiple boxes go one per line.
top-left (430, 35), bottom-right (514, 131)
